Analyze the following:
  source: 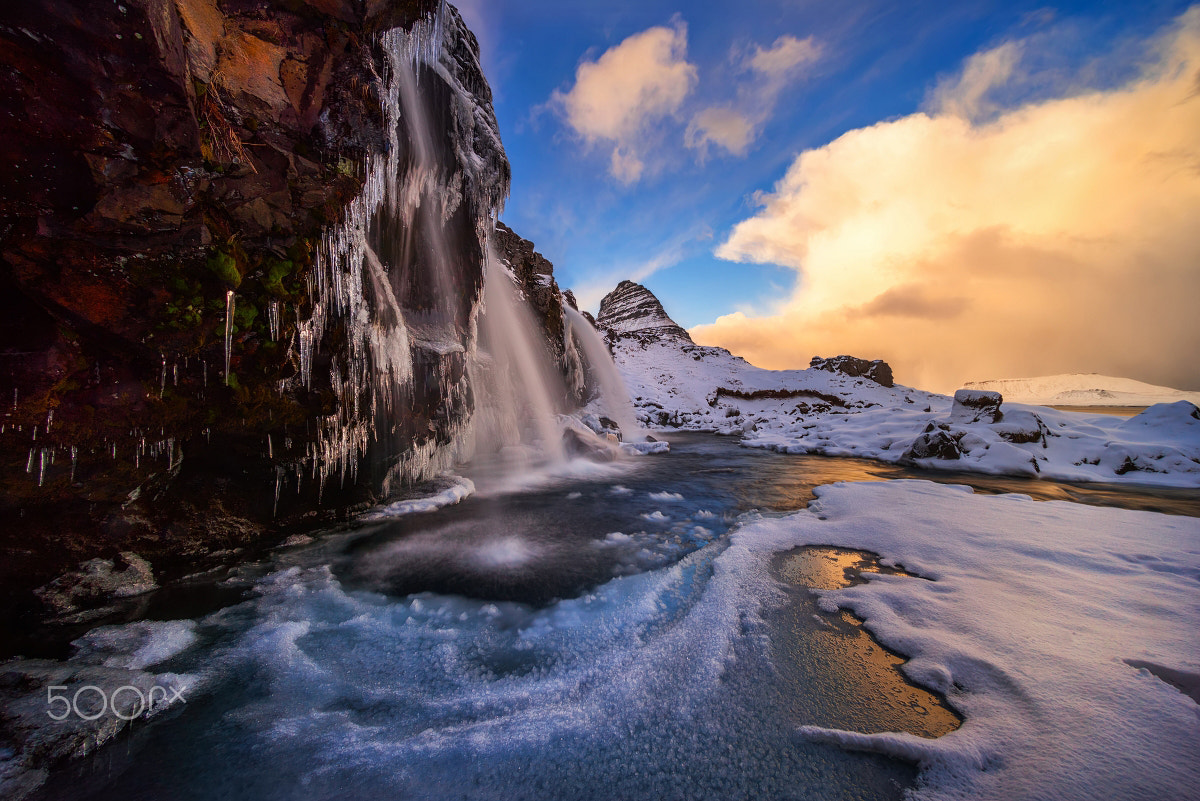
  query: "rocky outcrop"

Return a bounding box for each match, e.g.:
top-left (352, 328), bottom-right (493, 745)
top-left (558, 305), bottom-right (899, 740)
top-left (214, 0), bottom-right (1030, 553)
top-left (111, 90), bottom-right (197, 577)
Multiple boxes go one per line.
top-left (0, 1), bottom-right (510, 627)
top-left (597, 280), bottom-right (693, 343)
top-left (809, 355), bottom-right (894, 387)
top-left (950, 389), bottom-right (1004, 424)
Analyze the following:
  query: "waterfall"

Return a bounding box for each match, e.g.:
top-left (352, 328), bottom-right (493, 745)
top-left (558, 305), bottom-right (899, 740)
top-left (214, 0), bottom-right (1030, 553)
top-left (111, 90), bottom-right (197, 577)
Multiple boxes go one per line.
top-left (474, 244), bottom-right (567, 464)
top-left (288, 4), bottom-right (481, 494)
top-left (563, 307), bottom-right (643, 442)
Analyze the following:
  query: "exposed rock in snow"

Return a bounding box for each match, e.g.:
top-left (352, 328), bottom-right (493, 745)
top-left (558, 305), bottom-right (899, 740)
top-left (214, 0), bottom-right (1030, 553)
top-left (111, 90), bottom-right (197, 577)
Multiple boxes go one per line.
top-left (810, 355), bottom-right (894, 387)
top-left (950, 389), bottom-right (1004, 424)
top-left (0, 645), bottom-right (196, 799)
top-left (964, 374), bottom-right (1200, 407)
top-left (597, 281), bottom-right (694, 342)
top-left (905, 427), bottom-right (963, 461)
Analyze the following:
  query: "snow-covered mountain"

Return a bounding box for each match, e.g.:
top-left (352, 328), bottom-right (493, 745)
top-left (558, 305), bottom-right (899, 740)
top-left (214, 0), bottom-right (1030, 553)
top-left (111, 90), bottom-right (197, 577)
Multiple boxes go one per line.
top-left (964, 374), bottom-right (1200, 407)
top-left (594, 281), bottom-right (1200, 488)
top-left (595, 282), bottom-right (936, 433)
top-left (596, 280), bottom-right (694, 342)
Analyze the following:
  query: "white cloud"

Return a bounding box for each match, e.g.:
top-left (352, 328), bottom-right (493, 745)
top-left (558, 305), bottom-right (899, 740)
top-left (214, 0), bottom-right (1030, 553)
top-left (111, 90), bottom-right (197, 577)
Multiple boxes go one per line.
top-left (688, 34), bottom-right (823, 158)
top-left (748, 34), bottom-right (823, 78)
top-left (686, 107), bottom-right (757, 155)
top-left (695, 9), bottom-right (1200, 393)
top-left (929, 41), bottom-right (1023, 120)
top-left (551, 20), bottom-right (697, 183)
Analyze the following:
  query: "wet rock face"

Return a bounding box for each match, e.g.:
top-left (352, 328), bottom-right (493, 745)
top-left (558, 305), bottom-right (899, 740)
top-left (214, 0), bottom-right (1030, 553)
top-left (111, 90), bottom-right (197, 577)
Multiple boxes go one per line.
top-left (0, 1), bottom-right (510, 622)
top-left (597, 280), bottom-right (693, 344)
top-left (809, 355), bottom-right (894, 388)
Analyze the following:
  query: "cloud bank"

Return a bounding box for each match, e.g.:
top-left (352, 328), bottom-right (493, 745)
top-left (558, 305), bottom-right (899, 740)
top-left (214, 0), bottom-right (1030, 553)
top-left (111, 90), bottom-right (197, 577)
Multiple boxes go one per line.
top-left (693, 9), bottom-right (1200, 393)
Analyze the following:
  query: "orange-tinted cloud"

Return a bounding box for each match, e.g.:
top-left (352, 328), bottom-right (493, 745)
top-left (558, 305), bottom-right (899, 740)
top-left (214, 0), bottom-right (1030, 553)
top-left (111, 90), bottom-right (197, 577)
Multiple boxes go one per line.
top-left (687, 35), bottom-right (823, 157)
top-left (693, 9), bottom-right (1200, 393)
top-left (550, 20), bottom-right (697, 183)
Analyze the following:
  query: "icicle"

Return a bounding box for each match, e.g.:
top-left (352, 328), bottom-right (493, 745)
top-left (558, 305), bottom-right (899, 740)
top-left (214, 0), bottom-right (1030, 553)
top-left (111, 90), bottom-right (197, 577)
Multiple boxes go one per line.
top-left (160, 354), bottom-right (167, 396)
top-left (26, 448), bottom-right (34, 473)
top-left (12, 388), bottom-right (17, 411)
top-left (267, 434), bottom-right (273, 459)
top-left (38, 448), bottom-right (47, 486)
top-left (224, 290), bottom-right (236, 386)
top-left (45, 409), bottom-right (53, 433)
top-left (70, 446), bottom-right (78, 484)
top-left (268, 300), bottom-right (281, 341)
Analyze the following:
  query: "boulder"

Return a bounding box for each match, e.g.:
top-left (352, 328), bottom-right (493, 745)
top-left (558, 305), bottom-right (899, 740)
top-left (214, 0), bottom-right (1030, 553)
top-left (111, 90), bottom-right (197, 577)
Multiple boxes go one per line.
top-left (809, 355), bottom-right (894, 387)
top-left (951, 389), bottom-right (1004, 424)
top-left (33, 553), bottom-right (157, 621)
top-left (992, 410), bottom-right (1049, 445)
top-left (905, 429), bottom-right (963, 461)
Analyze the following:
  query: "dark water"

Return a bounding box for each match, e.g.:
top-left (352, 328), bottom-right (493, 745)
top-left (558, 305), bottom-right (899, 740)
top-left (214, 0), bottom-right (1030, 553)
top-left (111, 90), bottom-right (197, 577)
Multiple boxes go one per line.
top-left (26, 432), bottom-right (1200, 801)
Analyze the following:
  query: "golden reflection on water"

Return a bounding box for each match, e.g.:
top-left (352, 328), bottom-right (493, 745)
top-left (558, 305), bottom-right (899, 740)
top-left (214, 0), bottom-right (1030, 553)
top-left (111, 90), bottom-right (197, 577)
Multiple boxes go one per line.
top-left (774, 547), bottom-right (961, 739)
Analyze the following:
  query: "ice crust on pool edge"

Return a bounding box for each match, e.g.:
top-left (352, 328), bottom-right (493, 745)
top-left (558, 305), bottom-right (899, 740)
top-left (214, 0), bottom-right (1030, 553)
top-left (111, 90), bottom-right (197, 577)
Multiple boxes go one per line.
top-left (742, 480), bottom-right (1200, 801)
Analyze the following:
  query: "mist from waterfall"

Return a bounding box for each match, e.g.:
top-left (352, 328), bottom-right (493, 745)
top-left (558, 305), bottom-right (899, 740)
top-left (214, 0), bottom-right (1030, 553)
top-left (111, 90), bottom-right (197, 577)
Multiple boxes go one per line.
top-left (564, 306), bottom-right (643, 442)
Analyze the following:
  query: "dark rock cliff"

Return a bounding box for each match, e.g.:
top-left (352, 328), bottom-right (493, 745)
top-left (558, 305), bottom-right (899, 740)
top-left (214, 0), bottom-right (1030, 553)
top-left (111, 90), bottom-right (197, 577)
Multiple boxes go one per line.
top-left (0, 0), bottom-right (509, 628)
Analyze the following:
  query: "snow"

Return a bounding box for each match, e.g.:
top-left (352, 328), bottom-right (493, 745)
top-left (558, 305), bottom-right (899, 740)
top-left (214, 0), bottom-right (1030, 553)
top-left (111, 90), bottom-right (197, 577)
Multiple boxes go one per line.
top-left (611, 332), bottom-right (1200, 488)
top-left (964, 373), bottom-right (1200, 407)
top-left (730, 481), bottom-right (1200, 801)
top-left (360, 476), bottom-right (475, 520)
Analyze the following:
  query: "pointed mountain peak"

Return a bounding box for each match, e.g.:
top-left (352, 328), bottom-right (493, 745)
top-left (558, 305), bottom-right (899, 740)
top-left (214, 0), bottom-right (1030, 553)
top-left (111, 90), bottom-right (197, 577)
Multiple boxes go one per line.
top-left (596, 281), bottom-right (693, 343)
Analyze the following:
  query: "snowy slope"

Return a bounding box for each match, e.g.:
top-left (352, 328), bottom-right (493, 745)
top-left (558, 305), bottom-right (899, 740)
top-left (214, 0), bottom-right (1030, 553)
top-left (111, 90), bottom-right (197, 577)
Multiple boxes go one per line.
top-left (599, 283), bottom-right (1200, 488)
top-left (964, 373), bottom-right (1200, 406)
top-left (736, 481), bottom-right (1200, 801)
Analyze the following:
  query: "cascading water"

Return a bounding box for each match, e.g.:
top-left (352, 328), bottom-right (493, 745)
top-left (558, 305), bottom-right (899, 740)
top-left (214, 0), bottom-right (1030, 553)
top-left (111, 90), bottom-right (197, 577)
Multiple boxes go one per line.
top-left (473, 244), bottom-right (568, 463)
top-left (283, 4), bottom-right (494, 495)
top-left (564, 306), bottom-right (643, 442)
top-left (273, 0), bottom-right (636, 496)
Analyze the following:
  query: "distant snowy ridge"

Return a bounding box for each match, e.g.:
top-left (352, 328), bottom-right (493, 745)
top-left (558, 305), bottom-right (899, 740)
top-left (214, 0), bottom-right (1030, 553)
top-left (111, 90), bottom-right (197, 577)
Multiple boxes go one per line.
top-left (597, 282), bottom-right (1200, 488)
top-left (964, 373), bottom-right (1200, 406)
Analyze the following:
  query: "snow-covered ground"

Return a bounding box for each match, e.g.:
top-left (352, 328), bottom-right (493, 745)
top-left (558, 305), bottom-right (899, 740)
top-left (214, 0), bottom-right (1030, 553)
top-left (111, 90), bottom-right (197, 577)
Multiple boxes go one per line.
top-left (601, 284), bottom-right (1200, 488)
top-left (963, 373), bottom-right (1200, 407)
top-left (734, 480), bottom-right (1200, 801)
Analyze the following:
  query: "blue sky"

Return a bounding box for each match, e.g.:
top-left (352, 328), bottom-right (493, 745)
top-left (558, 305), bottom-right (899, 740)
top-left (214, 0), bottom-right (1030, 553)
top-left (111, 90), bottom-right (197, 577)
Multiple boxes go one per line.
top-left (456, 0), bottom-right (1200, 391)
